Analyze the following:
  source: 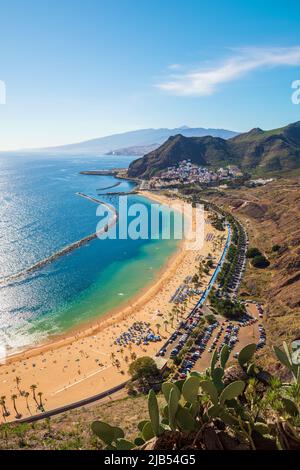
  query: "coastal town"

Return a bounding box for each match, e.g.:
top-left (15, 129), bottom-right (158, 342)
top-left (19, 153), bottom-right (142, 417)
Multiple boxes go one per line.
top-left (140, 160), bottom-right (244, 190)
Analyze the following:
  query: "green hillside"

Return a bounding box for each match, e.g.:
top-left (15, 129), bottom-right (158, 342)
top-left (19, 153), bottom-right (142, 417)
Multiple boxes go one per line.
top-left (128, 121), bottom-right (300, 178)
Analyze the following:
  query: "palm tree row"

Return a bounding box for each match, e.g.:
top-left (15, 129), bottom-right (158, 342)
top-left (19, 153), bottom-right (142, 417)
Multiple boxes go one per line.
top-left (0, 380), bottom-right (45, 422)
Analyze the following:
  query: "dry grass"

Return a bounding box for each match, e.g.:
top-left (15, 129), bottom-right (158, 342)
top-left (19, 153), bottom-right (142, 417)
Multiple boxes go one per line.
top-left (0, 394), bottom-right (155, 450)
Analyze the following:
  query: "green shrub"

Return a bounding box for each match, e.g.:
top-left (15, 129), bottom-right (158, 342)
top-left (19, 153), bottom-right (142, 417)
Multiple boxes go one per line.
top-left (247, 247), bottom-right (262, 258)
top-left (251, 255), bottom-right (270, 268)
top-left (209, 295), bottom-right (246, 319)
top-left (272, 244), bottom-right (281, 252)
top-left (206, 313), bottom-right (217, 325)
top-left (128, 357), bottom-right (159, 380)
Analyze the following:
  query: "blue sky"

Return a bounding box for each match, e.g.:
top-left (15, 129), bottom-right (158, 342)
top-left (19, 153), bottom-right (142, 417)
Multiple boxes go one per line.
top-left (1, 0), bottom-right (300, 149)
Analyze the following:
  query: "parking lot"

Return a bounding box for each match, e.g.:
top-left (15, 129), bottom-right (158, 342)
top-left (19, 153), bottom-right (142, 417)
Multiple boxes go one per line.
top-left (159, 310), bottom-right (204, 361)
top-left (169, 303), bottom-right (265, 379)
top-left (193, 310), bottom-right (260, 372)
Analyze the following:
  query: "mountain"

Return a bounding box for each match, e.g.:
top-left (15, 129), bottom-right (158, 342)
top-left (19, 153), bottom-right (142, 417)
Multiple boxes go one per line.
top-left (106, 143), bottom-right (160, 156)
top-left (229, 122), bottom-right (300, 171)
top-left (128, 121), bottom-right (300, 178)
top-left (10, 126), bottom-right (237, 156)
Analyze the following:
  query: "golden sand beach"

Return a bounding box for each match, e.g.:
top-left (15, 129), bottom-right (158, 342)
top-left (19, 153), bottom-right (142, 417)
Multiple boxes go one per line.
top-left (0, 192), bottom-right (226, 422)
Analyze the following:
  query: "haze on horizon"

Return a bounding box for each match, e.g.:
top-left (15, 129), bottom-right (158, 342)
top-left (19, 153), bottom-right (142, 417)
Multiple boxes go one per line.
top-left (1, 0), bottom-right (300, 151)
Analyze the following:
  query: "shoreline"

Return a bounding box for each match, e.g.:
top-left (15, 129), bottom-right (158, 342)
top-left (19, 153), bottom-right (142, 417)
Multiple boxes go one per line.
top-left (0, 190), bottom-right (226, 422)
top-left (2, 191), bottom-right (186, 363)
top-left (4, 234), bottom-right (185, 365)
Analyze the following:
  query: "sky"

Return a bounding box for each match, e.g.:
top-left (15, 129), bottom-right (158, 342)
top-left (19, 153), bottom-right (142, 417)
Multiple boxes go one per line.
top-left (1, 0), bottom-right (300, 150)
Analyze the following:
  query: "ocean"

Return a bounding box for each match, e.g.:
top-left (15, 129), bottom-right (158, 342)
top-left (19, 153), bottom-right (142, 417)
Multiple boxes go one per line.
top-left (0, 154), bottom-right (179, 355)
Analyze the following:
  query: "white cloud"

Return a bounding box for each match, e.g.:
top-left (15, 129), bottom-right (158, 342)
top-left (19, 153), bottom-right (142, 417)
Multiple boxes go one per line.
top-left (167, 63), bottom-right (182, 70)
top-left (157, 47), bottom-right (300, 96)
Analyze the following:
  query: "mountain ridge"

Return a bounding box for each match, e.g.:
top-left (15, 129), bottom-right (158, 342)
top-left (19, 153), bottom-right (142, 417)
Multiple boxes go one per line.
top-left (128, 121), bottom-right (300, 178)
top-left (1, 126), bottom-right (238, 156)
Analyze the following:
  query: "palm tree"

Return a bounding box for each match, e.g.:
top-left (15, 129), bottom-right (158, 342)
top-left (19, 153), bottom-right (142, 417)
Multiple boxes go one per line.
top-left (131, 352), bottom-right (137, 361)
top-left (155, 323), bottom-right (161, 334)
top-left (180, 301), bottom-right (187, 318)
top-left (171, 306), bottom-right (178, 322)
top-left (24, 392), bottom-right (30, 413)
top-left (37, 392), bottom-right (44, 411)
top-left (0, 397), bottom-right (5, 417)
top-left (15, 376), bottom-right (22, 395)
top-left (198, 261), bottom-right (204, 274)
top-left (11, 394), bottom-right (21, 419)
top-left (163, 320), bottom-right (169, 332)
top-left (169, 315), bottom-right (174, 328)
top-left (110, 352), bottom-right (116, 362)
top-left (30, 384), bottom-right (38, 405)
top-left (0, 396), bottom-right (10, 417)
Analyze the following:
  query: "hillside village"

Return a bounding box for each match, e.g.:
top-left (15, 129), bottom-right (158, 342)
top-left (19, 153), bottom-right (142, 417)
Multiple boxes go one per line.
top-left (140, 160), bottom-right (244, 190)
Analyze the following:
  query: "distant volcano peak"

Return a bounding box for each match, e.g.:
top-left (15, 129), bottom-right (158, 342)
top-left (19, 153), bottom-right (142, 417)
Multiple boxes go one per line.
top-left (248, 127), bottom-right (264, 134)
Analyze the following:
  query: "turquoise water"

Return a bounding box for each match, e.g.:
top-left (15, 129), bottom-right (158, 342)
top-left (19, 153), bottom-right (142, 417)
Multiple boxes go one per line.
top-left (0, 154), bottom-right (179, 353)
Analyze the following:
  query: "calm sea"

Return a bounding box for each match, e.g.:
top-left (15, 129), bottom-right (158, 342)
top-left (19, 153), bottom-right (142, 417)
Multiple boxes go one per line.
top-left (0, 154), bottom-right (178, 354)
